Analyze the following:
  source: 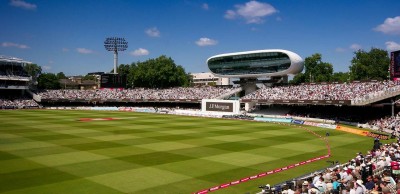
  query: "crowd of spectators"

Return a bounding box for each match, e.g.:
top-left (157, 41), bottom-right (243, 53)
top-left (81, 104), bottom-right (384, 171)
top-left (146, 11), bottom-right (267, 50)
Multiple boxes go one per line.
top-left (368, 112), bottom-right (400, 132)
top-left (242, 81), bottom-right (400, 101)
top-left (270, 141), bottom-right (400, 194)
top-left (0, 97), bottom-right (39, 108)
top-left (38, 86), bottom-right (236, 100)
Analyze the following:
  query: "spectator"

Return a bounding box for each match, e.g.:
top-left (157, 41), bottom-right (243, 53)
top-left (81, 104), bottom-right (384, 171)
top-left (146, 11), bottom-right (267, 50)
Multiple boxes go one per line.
top-left (381, 176), bottom-right (396, 193)
top-left (364, 176), bottom-right (374, 191)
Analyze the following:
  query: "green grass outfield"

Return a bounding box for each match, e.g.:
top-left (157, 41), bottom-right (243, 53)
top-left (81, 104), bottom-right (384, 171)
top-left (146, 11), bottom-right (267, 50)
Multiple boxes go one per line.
top-left (0, 110), bottom-right (388, 194)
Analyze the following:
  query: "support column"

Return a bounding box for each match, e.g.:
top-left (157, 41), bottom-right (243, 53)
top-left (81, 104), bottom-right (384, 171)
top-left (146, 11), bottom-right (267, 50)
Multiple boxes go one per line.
top-left (114, 50), bottom-right (118, 74)
top-left (392, 98), bottom-right (395, 117)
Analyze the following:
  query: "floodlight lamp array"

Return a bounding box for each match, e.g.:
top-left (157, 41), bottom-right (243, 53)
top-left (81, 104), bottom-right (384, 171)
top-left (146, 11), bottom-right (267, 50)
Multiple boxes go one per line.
top-left (104, 37), bottom-right (128, 52)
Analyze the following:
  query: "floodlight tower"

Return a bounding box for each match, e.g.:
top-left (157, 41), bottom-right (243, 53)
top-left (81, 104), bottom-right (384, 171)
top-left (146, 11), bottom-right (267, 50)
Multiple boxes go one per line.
top-left (104, 37), bottom-right (128, 74)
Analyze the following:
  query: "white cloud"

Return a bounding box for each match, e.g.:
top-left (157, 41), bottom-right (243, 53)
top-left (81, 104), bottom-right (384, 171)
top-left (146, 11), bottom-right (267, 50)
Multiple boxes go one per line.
top-left (145, 27), bottom-right (160, 37)
top-left (350, 44), bottom-right (362, 51)
top-left (202, 3), bottom-right (209, 10)
top-left (1, 42), bottom-right (29, 49)
top-left (386, 41), bottom-right (400, 51)
top-left (130, 48), bottom-right (149, 56)
top-left (76, 48), bottom-right (94, 54)
top-left (224, 10), bottom-right (236, 19)
top-left (225, 1), bottom-right (278, 24)
top-left (374, 16), bottom-right (400, 35)
top-left (195, 37), bottom-right (218, 46)
top-left (9, 0), bottom-right (37, 10)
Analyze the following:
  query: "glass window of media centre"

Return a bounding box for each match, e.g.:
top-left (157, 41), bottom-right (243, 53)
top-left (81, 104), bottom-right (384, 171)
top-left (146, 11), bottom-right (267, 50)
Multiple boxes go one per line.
top-left (208, 52), bottom-right (291, 75)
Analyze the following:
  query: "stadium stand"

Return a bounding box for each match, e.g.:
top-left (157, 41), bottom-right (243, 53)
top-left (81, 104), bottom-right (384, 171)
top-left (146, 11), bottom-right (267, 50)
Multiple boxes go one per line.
top-left (37, 86), bottom-right (238, 101)
top-left (242, 80), bottom-right (400, 102)
top-left (369, 113), bottom-right (400, 132)
top-left (0, 55), bottom-right (36, 109)
top-left (0, 97), bottom-right (39, 109)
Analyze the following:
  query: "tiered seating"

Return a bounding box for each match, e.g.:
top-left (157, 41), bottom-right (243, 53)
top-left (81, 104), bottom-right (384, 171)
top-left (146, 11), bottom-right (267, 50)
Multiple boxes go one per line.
top-left (38, 86), bottom-right (238, 101)
top-left (242, 81), bottom-right (400, 101)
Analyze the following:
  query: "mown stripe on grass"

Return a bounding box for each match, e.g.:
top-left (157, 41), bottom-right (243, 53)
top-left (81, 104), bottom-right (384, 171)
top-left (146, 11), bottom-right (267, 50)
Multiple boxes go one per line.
top-left (2, 179), bottom-right (122, 194)
top-left (116, 151), bottom-right (195, 166)
top-left (0, 167), bottom-right (78, 193)
top-left (87, 167), bottom-right (192, 193)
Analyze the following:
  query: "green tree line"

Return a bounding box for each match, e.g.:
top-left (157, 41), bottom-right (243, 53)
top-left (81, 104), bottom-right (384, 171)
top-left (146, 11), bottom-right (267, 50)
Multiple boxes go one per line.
top-left (25, 55), bottom-right (192, 89)
top-left (290, 48), bottom-right (390, 84)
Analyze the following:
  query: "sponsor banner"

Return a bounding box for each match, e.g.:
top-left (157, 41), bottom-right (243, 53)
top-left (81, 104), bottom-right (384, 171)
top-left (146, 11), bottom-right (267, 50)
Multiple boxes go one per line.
top-left (336, 126), bottom-right (369, 136)
top-left (250, 175), bottom-right (258, 179)
top-left (230, 180), bottom-right (240, 185)
top-left (202, 99), bottom-right (240, 114)
top-left (291, 120), bottom-right (305, 125)
top-left (336, 126), bottom-right (390, 140)
top-left (220, 183), bottom-right (230, 188)
top-left (132, 108), bottom-right (156, 113)
top-left (303, 121), bottom-right (319, 127)
top-left (366, 131), bottom-right (389, 140)
top-left (209, 186), bottom-right (219, 191)
top-left (91, 107), bottom-right (119, 111)
top-left (317, 123), bottom-right (337, 129)
top-left (197, 190), bottom-right (208, 194)
top-left (254, 117), bottom-right (292, 123)
top-left (240, 177), bottom-right (249, 182)
top-left (304, 121), bottom-right (337, 129)
top-left (205, 102), bottom-right (233, 112)
top-left (258, 172), bottom-right (266, 177)
top-left (118, 107), bottom-right (133, 111)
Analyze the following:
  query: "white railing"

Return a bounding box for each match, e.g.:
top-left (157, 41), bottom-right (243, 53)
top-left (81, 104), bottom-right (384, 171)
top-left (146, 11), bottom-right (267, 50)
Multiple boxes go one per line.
top-left (215, 87), bottom-right (242, 99)
top-left (352, 85), bottom-right (400, 105)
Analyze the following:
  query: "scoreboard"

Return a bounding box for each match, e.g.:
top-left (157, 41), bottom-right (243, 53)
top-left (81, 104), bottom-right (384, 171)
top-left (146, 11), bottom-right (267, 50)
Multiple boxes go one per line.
top-left (100, 73), bottom-right (126, 88)
top-left (391, 50), bottom-right (400, 80)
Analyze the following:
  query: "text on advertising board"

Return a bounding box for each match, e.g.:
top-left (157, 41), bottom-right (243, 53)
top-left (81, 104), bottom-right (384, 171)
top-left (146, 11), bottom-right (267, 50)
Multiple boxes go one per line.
top-left (206, 102), bottom-right (233, 112)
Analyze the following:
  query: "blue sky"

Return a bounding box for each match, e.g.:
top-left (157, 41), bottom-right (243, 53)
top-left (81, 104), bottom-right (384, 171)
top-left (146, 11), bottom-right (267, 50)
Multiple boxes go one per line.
top-left (1, 0), bottom-right (400, 76)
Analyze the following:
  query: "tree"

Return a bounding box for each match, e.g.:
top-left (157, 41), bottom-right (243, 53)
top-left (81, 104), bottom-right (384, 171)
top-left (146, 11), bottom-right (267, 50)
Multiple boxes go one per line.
top-left (130, 55), bottom-right (190, 88)
top-left (291, 53), bottom-right (333, 84)
top-left (331, 72), bottom-right (349, 82)
top-left (24, 63), bottom-right (42, 78)
top-left (37, 73), bottom-right (60, 89)
top-left (56, 72), bottom-right (67, 80)
top-left (290, 73), bottom-right (306, 84)
top-left (116, 64), bottom-right (130, 76)
top-left (24, 63), bottom-right (42, 87)
top-left (349, 48), bottom-right (390, 80)
top-left (305, 53), bottom-right (333, 82)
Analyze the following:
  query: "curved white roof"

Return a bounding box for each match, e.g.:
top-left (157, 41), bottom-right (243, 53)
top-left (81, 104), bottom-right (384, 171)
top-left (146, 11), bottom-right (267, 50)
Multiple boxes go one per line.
top-left (207, 49), bottom-right (304, 78)
top-left (0, 55), bottom-right (32, 64)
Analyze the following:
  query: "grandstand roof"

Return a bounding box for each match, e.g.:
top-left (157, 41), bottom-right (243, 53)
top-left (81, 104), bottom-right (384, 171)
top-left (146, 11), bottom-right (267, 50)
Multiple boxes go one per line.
top-left (0, 55), bottom-right (32, 65)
